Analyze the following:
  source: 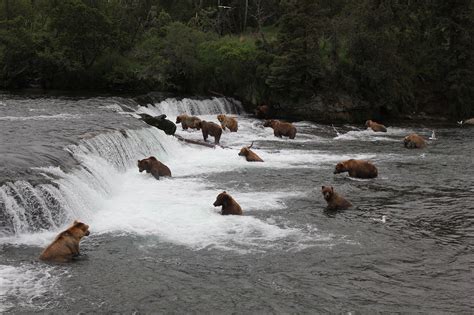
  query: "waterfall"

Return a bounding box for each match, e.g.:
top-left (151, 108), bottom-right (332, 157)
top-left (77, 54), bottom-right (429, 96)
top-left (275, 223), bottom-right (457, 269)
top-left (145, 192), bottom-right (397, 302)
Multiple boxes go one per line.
top-left (137, 97), bottom-right (244, 117)
top-left (0, 128), bottom-right (177, 236)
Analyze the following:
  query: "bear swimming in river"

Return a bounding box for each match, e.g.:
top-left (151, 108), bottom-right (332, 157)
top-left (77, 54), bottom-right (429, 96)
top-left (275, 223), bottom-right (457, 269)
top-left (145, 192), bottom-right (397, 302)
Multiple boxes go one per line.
top-left (255, 105), bottom-right (270, 119)
top-left (217, 114), bottom-right (238, 132)
top-left (263, 119), bottom-right (297, 139)
top-left (139, 113), bottom-right (177, 135)
top-left (365, 120), bottom-right (387, 132)
top-left (403, 134), bottom-right (426, 149)
top-left (196, 120), bottom-right (222, 144)
top-left (334, 159), bottom-right (378, 179)
top-left (238, 142), bottom-right (263, 162)
top-left (321, 186), bottom-right (352, 210)
top-left (137, 156), bottom-right (172, 179)
top-left (176, 114), bottom-right (201, 130)
top-left (213, 191), bottom-right (242, 215)
top-left (39, 220), bottom-right (90, 262)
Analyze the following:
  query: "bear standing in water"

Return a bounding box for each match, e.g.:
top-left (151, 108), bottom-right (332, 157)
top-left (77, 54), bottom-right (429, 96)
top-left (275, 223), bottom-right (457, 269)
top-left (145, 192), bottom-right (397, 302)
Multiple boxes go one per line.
top-left (217, 114), bottom-right (238, 132)
top-left (263, 119), bottom-right (297, 139)
top-left (321, 186), bottom-right (352, 210)
top-left (39, 220), bottom-right (90, 262)
top-left (334, 159), bottom-right (378, 179)
top-left (213, 191), bottom-right (243, 215)
top-left (365, 120), bottom-right (387, 132)
top-left (176, 114), bottom-right (201, 130)
top-left (197, 121), bottom-right (222, 144)
top-left (404, 134), bottom-right (426, 149)
top-left (138, 156), bottom-right (172, 179)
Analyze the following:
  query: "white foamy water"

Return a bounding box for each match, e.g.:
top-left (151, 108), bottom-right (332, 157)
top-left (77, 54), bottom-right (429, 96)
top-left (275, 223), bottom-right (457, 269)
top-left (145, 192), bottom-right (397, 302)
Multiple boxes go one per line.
top-left (334, 127), bottom-right (415, 142)
top-left (0, 113), bottom-right (80, 121)
top-left (0, 264), bottom-right (62, 312)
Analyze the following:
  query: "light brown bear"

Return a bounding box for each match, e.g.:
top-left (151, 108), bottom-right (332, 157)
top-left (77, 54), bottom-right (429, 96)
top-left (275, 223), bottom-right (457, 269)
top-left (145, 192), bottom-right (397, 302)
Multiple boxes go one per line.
top-left (176, 114), bottom-right (201, 130)
top-left (321, 186), bottom-right (352, 210)
top-left (197, 120), bottom-right (222, 144)
top-left (138, 156), bottom-right (172, 179)
top-left (403, 134), bottom-right (426, 149)
top-left (263, 119), bottom-right (297, 139)
top-left (238, 142), bottom-right (263, 162)
top-left (365, 120), bottom-right (387, 132)
top-left (217, 114), bottom-right (238, 132)
top-left (255, 105), bottom-right (270, 119)
top-left (213, 191), bottom-right (243, 215)
top-left (334, 159), bottom-right (378, 179)
top-left (39, 220), bottom-right (90, 262)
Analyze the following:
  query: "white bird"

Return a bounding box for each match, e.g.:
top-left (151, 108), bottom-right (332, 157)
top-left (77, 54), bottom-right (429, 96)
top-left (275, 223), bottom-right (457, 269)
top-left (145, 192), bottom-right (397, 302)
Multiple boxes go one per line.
top-left (372, 215), bottom-right (387, 223)
top-left (457, 120), bottom-right (463, 125)
top-left (429, 130), bottom-right (437, 140)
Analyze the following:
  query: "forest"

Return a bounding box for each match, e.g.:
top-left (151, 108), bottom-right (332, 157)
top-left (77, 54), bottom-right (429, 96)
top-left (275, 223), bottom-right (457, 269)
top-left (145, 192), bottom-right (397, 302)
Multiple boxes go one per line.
top-left (0, 0), bottom-right (473, 120)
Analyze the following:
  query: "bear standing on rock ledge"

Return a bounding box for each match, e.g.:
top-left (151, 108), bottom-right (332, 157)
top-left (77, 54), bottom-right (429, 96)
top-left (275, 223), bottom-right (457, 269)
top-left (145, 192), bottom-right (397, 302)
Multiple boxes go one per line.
top-left (39, 220), bottom-right (90, 263)
top-left (334, 159), bottom-right (378, 179)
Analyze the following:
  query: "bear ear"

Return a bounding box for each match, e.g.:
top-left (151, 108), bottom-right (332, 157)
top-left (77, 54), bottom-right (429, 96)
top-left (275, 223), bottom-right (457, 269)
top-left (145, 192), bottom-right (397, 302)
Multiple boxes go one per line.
top-left (223, 191), bottom-right (226, 194)
top-left (73, 220), bottom-right (79, 224)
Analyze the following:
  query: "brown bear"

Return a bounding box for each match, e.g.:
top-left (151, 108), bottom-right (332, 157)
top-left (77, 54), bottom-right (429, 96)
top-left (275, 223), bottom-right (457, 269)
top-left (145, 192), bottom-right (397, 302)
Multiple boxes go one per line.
top-left (217, 114), bottom-right (238, 132)
top-left (365, 120), bottom-right (387, 132)
top-left (137, 156), bottom-right (172, 179)
top-left (39, 220), bottom-right (90, 262)
top-left (196, 120), bottom-right (222, 144)
top-left (403, 133), bottom-right (426, 149)
top-left (238, 142), bottom-right (263, 162)
top-left (255, 105), bottom-right (270, 119)
top-left (263, 119), bottom-right (297, 139)
top-left (213, 191), bottom-right (243, 215)
top-left (176, 114), bottom-right (201, 130)
top-left (321, 186), bottom-right (352, 210)
top-left (334, 159), bottom-right (378, 179)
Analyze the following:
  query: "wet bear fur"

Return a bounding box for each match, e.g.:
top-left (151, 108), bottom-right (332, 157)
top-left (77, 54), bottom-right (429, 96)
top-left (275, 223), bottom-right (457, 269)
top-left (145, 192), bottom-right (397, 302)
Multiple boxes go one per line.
top-left (334, 159), bottom-right (378, 179)
top-left (137, 156), bottom-right (172, 179)
top-left (321, 186), bottom-right (352, 210)
top-left (39, 220), bottom-right (90, 262)
top-left (197, 120), bottom-right (222, 144)
top-left (213, 191), bottom-right (243, 215)
top-left (263, 119), bottom-right (297, 139)
top-left (176, 114), bottom-right (201, 130)
top-left (217, 114), bottom-right (238, 132)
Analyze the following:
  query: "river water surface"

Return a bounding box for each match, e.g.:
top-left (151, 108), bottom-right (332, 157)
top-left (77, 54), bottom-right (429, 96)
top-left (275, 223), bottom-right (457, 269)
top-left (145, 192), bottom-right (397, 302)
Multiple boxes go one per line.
top-left (0, 94), bottom-right (472, 313)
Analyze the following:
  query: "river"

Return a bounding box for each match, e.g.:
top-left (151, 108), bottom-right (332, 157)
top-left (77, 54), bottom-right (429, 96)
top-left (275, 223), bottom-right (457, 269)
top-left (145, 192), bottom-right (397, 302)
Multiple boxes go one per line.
top-left (0, 94), bottom-right (472, 313)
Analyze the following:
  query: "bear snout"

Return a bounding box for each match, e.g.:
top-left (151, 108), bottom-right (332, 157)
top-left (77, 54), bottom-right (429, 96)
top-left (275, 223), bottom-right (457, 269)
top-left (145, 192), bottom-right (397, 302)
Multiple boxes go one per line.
top-left (85, 230), bottom-right (90, 236)
top-left (213, 201), bottom-right (219, 207)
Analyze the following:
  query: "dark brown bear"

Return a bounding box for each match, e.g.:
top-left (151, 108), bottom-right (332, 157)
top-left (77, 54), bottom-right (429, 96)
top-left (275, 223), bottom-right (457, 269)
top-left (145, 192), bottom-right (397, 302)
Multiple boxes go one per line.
top-left (321, 186), bottom-right (352, 210)
top-left (334, 159), bottom-right (378, 179)
top-left (403, 134), bottom-right (426, 149)
top-left (238, 142), bottom-right (263, 162)
top-left (197, 120), bottom-right (222, 144)
top-left (213, 191), bottom-right (243, 215)
top-left (39, 220), bottom-right (90, 262)
top-left (255, 105), bottom-right (270, 119)
top-left (365, 120), bottom-right (387, 132)
top-left (263, 119), bottom-right (297, 139)
top-left (176, 114), bottom-right (201, 130)
top-left (137, 156), bottom-right (172, 179)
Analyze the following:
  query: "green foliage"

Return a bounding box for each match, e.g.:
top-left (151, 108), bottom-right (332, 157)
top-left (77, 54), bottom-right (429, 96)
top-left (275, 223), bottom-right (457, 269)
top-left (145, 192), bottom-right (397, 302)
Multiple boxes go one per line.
top-left (0, 0), bottom-right (472, 118)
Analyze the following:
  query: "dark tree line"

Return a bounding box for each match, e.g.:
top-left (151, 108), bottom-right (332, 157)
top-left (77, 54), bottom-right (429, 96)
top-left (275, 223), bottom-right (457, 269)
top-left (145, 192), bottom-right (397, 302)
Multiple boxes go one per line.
top-left (0, 0), bottom-right (473, 119)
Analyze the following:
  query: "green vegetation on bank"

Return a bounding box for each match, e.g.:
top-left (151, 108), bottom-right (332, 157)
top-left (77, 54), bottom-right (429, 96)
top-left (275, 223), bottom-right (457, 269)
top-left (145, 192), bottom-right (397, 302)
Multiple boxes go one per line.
top-left (0, 0), bottom-right (473, 119)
